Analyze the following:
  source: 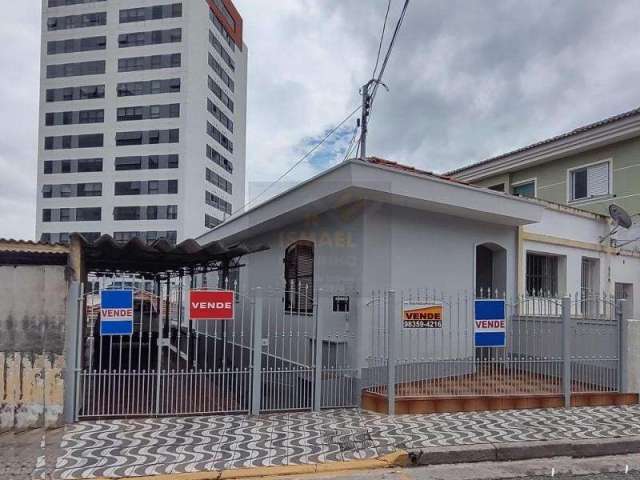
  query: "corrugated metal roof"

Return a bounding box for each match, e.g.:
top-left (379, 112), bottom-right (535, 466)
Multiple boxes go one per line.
top-left (447, 106), bottom-right (640, 176)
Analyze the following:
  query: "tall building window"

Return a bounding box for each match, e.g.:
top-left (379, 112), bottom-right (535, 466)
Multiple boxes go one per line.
top-left (113, 205), bottom-right (178, 221)
top-left (42, 182), bottom-right (102, 198)
top-left (47, 12), bottom-right (107, 31)
top-left (206, 144), bottom-right (233, 173)
top-left (115, 129), bottom-right (179, 146)
top-left (284, 241), bottom-right (314, 313)
top-left (115, 155), bottom-right (179, 170)
top-left (117, 104), bottom-right (180, 121)
top-left (115, 180), bottom-right (178, 195)
top-left (117, 78), bottom-right (180, 97)
top-left (44, 134), bottom-right (103, 150)
top-left (208, 53), bottom-right (234, 91)
top-left (118, 28), bottom-right (182, 48)
top-left (207, 98), bottom-right (233, 132)
top-left (45, 109), bottom-right (104, 126)
top-left (208, 76), bottom-right (234, 112)
top-left (113, 230), bottom-right (177, 245)
top-left (118, 54), bottom-right (181, 72)
top-left (206, 122), bottom-right (233, 153)
top-left (46, 85), bottom-right (105, 102)
top-left (46, 60), bottom-right (105, 79)
top-left (120, 4), bottom-right (182, 23)
top-left (44, 158), bottom-right (103, 174)
top-left (205, 214), bottom-right (222, 228)
top-left (48, 0), bottom-right (106, 7)
top-left (208, 30), bottom-right (234, 71)
top-left (205, 191), bottom-right (231, 214)
top-left (206, 168), bottom-right (232, 194)
top-left (47, 36), bottom-right (106, 54)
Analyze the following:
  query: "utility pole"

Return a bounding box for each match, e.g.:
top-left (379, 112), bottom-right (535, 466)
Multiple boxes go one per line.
top-left (359, 80), bottom-right (373, 159)
top-left (359, 79), bottom-right (388, 160)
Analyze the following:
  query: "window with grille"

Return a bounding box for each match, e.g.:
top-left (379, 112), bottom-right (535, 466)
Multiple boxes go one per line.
top-left (284, 241), bottom-right (314, 313)
top-left (526, 253), bottom-right (558, 297)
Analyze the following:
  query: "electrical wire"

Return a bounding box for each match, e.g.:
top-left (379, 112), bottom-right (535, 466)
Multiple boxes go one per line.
top-left (371, 0), bottom-right (410, 105)
top-left (232, 105), bottom-right (362, 216)
top-left (372, 0), bottom-right (392, 79)
top-left (342, 125), bottom-right (360, 162)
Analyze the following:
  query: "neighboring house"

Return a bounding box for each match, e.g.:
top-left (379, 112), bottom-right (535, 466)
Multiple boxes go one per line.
top-left (446, 107), bottom-right (640, 222)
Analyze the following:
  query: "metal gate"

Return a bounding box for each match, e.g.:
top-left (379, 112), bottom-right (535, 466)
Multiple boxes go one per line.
top-left (363, 289), bottom-right (622, 405)
top-left (73, 278), bottom-right (357, 419)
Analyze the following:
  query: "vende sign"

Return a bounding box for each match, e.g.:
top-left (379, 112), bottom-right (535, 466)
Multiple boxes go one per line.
top-left (100, 289), bottom-right (134, 336)
top-left (189, 290), bottom-right (234, 320)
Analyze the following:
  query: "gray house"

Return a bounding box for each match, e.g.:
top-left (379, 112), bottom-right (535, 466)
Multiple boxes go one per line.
top-left (197, 157), bottom-right (543, 372)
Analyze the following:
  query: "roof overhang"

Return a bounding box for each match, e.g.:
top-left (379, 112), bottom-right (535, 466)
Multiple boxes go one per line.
top-left (449, 111), bottom-right (640, 182)
top-left (198, 160), bottom-right (544, 246)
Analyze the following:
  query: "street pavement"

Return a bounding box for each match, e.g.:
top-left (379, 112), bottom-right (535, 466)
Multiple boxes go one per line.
top-left (3, 405), bottom-right (640, 479)
top-left (273, 453), bottom-right (640, 479)
top-left (0, 428), bottom-right (64, 480)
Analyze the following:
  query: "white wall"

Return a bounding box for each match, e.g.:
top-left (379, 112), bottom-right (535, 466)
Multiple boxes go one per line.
top-left (522, 206), bottom-right (640, 318)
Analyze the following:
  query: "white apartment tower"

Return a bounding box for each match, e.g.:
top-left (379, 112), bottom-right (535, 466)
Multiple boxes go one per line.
top-left (36, 0), bottom-right (247, 245)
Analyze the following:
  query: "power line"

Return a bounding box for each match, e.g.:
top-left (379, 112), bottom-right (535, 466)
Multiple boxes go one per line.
top-left (371, 0), bottom-right (410, 105)
top-left (371, 0), bottom-right (392, 79)
top-left (359, 0), bottom-right (410, 158)
top-left (232, 104), bottom-right (362, 216)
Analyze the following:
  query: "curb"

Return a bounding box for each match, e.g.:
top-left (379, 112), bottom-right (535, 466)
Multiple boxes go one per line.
top-left (98, 451), bottom-right (408, 480)
top-left (407, 436), bottom-right (640, 466)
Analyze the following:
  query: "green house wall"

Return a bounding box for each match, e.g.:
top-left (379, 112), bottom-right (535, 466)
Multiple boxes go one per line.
top-left (474, 136), bottom-right (640, 216)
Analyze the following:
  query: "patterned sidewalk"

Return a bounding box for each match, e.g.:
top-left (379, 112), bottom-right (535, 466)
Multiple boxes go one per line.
top-left (35, 405), bottom-right (640, 479)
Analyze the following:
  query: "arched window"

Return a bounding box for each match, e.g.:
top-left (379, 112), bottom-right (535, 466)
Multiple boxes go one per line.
top-left (284, 240), bottom-right (314, 313)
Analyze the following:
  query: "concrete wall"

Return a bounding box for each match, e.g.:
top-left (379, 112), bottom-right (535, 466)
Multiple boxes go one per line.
top-left (0, 265), bottom-right (68, 430)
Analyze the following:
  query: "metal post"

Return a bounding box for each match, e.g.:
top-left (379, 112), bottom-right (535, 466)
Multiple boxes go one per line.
top-left (63, 281), bottom-right (82, 423)
top-left (359, 81), bottom-right (371, 159)
top-left (387, 290), bottom-right (397, 415)
top-left (250, 287), bottom-right (263, 416)
top-left (562, 296), bottom-right (571, 408)
top-left (617, 299), bottom-right (629, 393)
top-left (313, 291), bottom-right (323, 412)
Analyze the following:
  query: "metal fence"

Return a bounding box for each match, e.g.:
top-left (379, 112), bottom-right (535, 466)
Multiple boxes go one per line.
top-left (363, 289), bottom-right (622, 412)
top-left (73, 278), bottom-right (357, 419)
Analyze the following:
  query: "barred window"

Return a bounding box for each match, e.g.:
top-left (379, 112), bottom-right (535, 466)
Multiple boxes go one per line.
top-left (284, 241), bottom-right (314, 314)
top-left (526, 253), bottom-right (559, 297)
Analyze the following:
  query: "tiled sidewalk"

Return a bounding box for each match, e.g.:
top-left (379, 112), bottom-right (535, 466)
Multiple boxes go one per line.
top-left (35, 405), bottom-right (640, 479)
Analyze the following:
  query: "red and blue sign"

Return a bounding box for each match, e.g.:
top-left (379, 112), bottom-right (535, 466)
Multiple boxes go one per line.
top-left (100, 290), bottom-right (134, 336)
top-left (474, 299), bottom-right (506, 347)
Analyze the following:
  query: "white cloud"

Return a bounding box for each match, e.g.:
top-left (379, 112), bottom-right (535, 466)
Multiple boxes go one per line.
top-left (2, 0), bottom-right (640, 239)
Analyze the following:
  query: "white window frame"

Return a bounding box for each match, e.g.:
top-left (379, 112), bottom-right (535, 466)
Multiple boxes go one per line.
top-left (566, 159), bottom-right (613, 204)
top-left (511, 177), bottom-right (537, 198)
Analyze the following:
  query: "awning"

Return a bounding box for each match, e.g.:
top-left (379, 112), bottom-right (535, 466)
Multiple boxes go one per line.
top-left (74, 233), bottom-right (268, 276)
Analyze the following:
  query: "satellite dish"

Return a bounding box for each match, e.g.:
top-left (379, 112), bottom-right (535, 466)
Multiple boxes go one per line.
top-left (609, 204), bottom-right (633, 229)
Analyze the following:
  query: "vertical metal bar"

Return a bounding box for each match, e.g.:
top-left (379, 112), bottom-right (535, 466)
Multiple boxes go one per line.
top-left (617, 299), bottom-right (628, 393)
top-left (562, 296), bottom-right (571, 408)
top-left (387, 290), bottom-right (397, 415)
top-left (313, 290), bottom-right (323, 412)
top-left (250, 287), bottom-right (263, 415)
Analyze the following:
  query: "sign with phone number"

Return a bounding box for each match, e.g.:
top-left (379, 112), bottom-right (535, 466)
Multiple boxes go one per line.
top-left (402, 303), bottom-right (443, 328)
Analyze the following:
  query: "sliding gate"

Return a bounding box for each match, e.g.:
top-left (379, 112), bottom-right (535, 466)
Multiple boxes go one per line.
top-left (74, 279), bottom-right (357, 419)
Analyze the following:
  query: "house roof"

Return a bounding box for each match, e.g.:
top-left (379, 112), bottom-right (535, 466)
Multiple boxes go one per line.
top-left (197, 157), bottom-right (544, 246)
top-left (76, 233), bottom-right (268, 276)
top-left (447, 106), bottom-right (640, 180)
top-left (0, 239), bottom-right (70, 265)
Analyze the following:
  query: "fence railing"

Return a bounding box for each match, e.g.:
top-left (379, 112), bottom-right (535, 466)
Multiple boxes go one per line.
top-left (363, 290), bottom-right (623, 413)
top-left (74, 280), bottom-right (358, 419)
